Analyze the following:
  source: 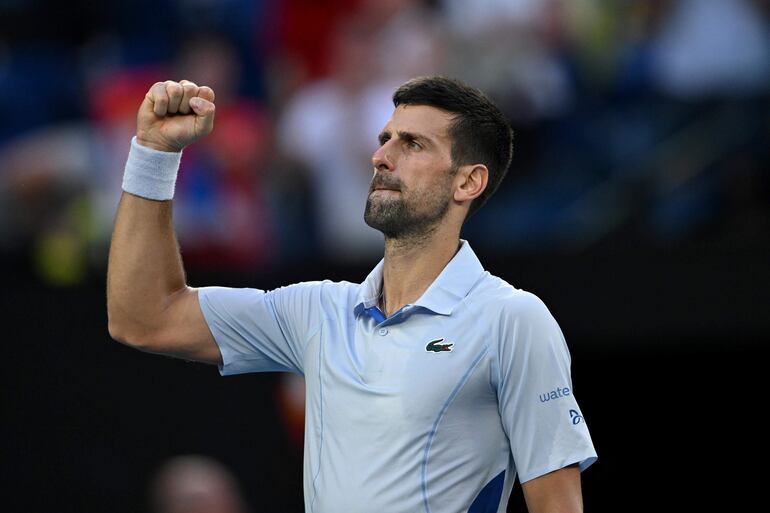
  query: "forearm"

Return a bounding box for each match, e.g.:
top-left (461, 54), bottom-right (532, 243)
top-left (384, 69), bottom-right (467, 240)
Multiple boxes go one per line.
top-left (106, 80), bottom-right (216, 354)
top-left (522, 465), bottom-right (583, 513)
top-left (107, 192), bottom-right (187, 345)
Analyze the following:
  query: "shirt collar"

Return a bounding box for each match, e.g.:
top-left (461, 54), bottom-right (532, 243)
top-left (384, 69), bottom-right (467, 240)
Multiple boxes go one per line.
top-left (354, 239), bottom-right (485, 317)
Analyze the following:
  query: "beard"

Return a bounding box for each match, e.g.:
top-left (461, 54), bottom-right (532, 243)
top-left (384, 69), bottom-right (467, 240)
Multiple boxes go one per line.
top-left (364, 174), bottom-right (452, 240)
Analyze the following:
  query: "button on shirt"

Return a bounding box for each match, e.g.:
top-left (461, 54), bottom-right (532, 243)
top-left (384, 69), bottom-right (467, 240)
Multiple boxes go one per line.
top-left (198, 240), bottom-right (597, 513)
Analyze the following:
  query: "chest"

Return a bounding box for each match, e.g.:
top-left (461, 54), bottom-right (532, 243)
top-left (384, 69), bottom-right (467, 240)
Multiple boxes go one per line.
top-left (312, 313), bottom-right (497, 428)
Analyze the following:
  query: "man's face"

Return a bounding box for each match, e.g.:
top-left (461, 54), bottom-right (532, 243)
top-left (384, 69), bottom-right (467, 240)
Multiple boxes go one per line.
top-left (364, 104), bottom-right (457, 239)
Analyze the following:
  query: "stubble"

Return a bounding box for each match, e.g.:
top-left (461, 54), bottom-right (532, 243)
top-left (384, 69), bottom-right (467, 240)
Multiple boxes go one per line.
top-left (364, 169), bottom-right (455, 242)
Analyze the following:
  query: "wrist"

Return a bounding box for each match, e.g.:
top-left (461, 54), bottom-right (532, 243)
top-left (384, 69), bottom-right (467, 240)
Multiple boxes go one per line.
top-left (135, 135), bottom-right (182, 153)
top-left (122, 136), bottom-right (183, 201)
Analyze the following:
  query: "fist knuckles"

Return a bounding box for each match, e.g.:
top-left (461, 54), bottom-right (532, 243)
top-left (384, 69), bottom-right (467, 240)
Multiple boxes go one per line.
top-left (136, 79), bottom-right (216, 152)
top-left (147, 80), bottom-right (214, 117)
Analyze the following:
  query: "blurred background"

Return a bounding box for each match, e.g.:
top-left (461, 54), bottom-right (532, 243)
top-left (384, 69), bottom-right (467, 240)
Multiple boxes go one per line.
top-left (1, 0), bottom-right (768, 511)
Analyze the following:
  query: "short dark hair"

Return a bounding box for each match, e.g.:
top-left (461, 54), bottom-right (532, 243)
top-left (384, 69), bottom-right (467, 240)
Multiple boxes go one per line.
top-left (393, 76), bottom-right (513, 218)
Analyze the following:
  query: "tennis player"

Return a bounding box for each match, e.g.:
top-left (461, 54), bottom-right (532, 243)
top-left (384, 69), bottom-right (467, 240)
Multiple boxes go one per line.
top-left (108, 76), bottom-right (597, 513)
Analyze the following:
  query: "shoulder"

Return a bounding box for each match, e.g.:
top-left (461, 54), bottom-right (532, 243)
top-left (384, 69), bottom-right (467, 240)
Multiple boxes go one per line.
top-left (270, 279), bottom-right (358, 303)
top-left (202, 279), bottom-right (356, 310)
top-left (471, 273), bottom-right (555, 324)
top-left (470, 274), bottom-right (566, 356)
top-left (318, 279), bottom-right (360, 303)
top-left (280, 279), bottom-right (363, 311)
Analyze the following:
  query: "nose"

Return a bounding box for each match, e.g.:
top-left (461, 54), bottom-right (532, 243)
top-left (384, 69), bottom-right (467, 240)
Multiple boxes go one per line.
top-left (372, 141), bottom-right (395, 172)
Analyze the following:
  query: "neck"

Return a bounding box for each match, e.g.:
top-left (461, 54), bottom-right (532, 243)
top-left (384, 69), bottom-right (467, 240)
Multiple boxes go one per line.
top-left (379, 223), bottom-right (461, 317)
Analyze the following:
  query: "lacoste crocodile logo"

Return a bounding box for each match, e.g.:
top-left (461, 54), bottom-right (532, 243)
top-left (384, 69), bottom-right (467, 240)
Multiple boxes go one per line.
top-left (426, 338), bottom-right (453, 352)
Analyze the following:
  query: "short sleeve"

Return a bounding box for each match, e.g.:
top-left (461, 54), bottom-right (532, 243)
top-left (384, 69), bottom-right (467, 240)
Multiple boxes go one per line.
top-left (198, 281), bottom-right (327, 376)
top-left (497, 292), bottom-right (597, 483)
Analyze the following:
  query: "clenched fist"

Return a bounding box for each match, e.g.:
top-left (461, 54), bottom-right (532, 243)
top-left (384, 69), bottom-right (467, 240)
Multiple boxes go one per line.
top-left (136, 80), bottom-right (216, 153)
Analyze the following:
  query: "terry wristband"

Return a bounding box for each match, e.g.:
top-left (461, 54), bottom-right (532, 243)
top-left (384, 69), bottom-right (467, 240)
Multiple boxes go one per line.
top-left (121, 136), bottom-right (182, 201)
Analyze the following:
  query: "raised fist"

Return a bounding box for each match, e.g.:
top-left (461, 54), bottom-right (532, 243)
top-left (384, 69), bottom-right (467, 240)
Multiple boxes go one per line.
top-left (136, 80), bottom-right (216, 153)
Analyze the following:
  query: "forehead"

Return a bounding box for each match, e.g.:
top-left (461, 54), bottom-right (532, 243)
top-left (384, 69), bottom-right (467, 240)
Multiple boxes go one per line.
top-left (382, 104), bottom-right (455, 143)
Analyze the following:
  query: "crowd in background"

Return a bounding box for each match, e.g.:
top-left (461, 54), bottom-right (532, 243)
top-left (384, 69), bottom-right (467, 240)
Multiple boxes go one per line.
top-left (1, 0), bottom-right (768, 286)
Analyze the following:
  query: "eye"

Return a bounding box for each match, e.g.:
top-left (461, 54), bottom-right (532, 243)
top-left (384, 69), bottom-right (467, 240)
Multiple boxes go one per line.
top-left (378, 134), bottom-right (391, 146)
top-left (406, 140), bottom-right (422, 150)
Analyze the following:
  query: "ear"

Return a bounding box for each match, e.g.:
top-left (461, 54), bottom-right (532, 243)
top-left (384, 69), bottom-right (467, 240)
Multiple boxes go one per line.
top-left (453, 164), bottom-right (488, 203)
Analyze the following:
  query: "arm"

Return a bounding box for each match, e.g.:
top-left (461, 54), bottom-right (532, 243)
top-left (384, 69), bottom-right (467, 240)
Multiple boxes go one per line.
top-left (496, 293), bottom-right (597, 510)
top-left (106, 80), bottom-right (220, 364)
top-left (522, 464), bottom-right (583, 513)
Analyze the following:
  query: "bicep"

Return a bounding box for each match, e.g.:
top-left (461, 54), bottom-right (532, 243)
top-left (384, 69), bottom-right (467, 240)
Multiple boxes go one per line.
top-left (148, 287), bottom-right (222, 365)
top-left (521, 464), bottom-right (583, 513)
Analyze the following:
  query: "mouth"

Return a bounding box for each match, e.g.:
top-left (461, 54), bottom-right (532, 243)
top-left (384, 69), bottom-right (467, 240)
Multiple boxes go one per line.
top-left (370, 185), bottom-right (401, 193)
top-left (370, 188), bottom-right (401, 197)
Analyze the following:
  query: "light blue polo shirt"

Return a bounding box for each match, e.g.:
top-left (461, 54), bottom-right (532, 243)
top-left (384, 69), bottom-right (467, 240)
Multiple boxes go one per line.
top-left (198, 240), bottom-right (596, 513)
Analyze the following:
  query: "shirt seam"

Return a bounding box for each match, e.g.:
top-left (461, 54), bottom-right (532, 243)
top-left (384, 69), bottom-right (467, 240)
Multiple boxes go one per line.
top-left (421, 346), bottom-right (489, 513)
top-left (308, 315), bottom-right (328, 512)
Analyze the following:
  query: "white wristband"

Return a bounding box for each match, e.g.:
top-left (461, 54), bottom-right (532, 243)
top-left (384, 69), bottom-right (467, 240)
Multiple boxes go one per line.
top-left (122, 136), bottom-right (182, 200)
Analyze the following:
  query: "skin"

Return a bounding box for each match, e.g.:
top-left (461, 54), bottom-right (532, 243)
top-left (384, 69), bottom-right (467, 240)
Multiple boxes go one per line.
top-left (107, 80), bottom-right (584, 512)
top-left (107, 80), bottom-right (219, 363)
top-left (365, 103), bottom-right (488, 316)
top-left (522, 464), bottom-right (583, 513)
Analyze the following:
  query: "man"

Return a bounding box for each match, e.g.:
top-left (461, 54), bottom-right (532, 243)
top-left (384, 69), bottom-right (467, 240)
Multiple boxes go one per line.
top-left (108, 76), bottom-right (597, 513)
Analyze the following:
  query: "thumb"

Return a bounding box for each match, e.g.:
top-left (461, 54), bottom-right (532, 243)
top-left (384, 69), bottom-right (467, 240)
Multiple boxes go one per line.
top-left (190, 97), bottom-right (216, 135)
